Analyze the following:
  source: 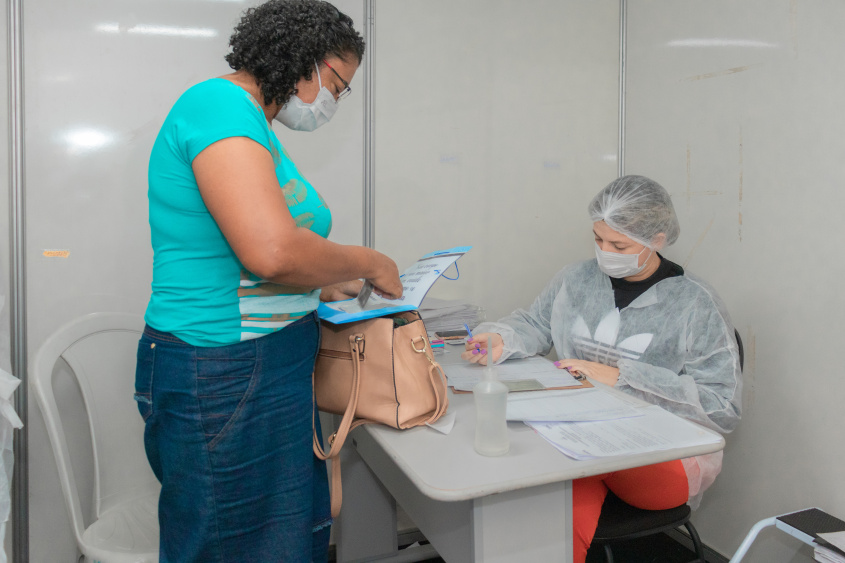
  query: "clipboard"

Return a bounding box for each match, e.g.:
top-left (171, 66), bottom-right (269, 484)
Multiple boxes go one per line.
top-left (449, 377), bottom-right (593, 394)
top-left (441, 354), bottom-right (593, 394)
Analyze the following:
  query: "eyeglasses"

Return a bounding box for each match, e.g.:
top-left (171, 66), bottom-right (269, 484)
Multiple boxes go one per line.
top-left (322, 59), bottom-right (351, 101)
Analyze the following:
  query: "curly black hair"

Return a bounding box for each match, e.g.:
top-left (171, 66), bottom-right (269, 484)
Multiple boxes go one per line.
top-left (225, 0), bottom-right (365, 107)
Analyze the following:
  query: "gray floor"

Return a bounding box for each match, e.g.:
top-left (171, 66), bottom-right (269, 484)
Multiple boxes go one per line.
top-left (411, 534), bottom-right (702, 562)
top-left (331, 506), bottom-right (719, 563)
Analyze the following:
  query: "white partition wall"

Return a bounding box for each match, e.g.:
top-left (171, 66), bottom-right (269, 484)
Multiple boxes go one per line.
top-left (14, 1), bottom-right (365, 560)
top-left (625, 2), bottom-right (845, 561)
top-left (373, 0), bottom-right (621, 322)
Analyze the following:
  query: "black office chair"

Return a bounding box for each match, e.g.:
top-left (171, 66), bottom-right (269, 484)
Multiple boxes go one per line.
top-left (590, 329), bottom-right (744, 563)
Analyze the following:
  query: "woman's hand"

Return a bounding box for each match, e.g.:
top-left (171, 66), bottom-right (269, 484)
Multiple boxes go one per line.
top-left (366, 251), bottom-right (403, 300)
top-left (460, 333), bottom-right (504, 366)
top-left (554, 359), bottom-right (620, 386)
top-left (319, 280), bottom-right (363, 303)
top-left (318, 252), bottom-right (402, 303)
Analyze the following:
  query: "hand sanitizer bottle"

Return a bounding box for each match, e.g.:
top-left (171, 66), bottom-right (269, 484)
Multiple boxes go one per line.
top-left (473, 362), bottom-right (509, 456)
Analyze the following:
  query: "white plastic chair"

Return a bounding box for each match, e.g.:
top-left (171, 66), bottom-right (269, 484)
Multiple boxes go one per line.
top-left (31, 312), bottom-right (159, 563)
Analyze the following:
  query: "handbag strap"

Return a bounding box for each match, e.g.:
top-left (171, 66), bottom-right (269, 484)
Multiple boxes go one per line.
top-left (413, 336), bottom-right (449, 425)
top-left (313, 333), bottom-right (363, 461)
top-left (428, 361), bottom-right (449, 421)
top-left (312, 333), bottom-right (365, 518)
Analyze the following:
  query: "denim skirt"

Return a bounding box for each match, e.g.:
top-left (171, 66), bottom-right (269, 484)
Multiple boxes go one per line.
top-left (134, 312), bottom-right (331, 563)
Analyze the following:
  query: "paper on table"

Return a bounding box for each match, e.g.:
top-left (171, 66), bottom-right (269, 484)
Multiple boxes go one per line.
top-left (816, 545), bottom-right (845, 563)
top-left (813, 544), bottom-right (845, 563)
top-left (418, 296), bottom-right (485, 334)
top-left (527, 405), bottom-right (722, 460)
top-left (819, 532), bottom-right (845, 553)
top-left (506, 388), bottom-right (641, 422)
top-left (426, 412), bottom-right (456, 435)
top-left (419, 297), bottom-right (473, 318)
top-left (445, 356), bottom-right (582, 391)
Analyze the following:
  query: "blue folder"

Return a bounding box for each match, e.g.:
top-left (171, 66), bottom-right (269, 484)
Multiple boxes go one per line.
top-left (317, 246), bottom-right (471, 324)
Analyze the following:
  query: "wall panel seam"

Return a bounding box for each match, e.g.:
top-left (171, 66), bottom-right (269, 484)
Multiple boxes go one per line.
top-left (363, 0), bottom-right (375, 248)
top-left (7, 0), bottom-right (28, 559)
top-left (618, 0), bottom-right (627, 177)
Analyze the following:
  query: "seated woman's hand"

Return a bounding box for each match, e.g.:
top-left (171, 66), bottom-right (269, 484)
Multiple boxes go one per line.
top-left (555, 359), bottom-right (620, 387)
top-left (319, 280), bottom-right (363, 302)
top-left (460, 333), bottom-right (504, 366)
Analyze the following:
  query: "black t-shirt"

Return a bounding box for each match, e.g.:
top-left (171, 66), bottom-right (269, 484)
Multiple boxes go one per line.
top-left (609, 253), bottom-right (684, 309)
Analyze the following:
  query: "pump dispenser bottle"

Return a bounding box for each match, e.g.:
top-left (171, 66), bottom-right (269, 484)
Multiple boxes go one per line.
top-left (473, 357), bottom-right (509, 456)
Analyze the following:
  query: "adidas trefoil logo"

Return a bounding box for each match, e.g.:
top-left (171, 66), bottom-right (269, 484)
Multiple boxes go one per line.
top-left (571, 309), bottom-right (653, 367)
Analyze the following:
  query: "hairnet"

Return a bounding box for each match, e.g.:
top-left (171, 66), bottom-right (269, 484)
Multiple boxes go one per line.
top-left (588, 175), bottom-right (680, 249)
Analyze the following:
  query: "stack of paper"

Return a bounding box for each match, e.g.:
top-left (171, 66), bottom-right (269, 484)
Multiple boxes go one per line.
top-left (419, 297), bottom-right (485, 334)
top-left (526, 405), bottom-right (722, 461)
top-left (816, 546), bottom-right (845, 563)
top-left (816, 532), bottom-right (845, 562)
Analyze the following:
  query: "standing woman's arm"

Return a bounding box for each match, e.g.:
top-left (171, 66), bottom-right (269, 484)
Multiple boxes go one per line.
top-left (193, 136), bottom-right (402, 298)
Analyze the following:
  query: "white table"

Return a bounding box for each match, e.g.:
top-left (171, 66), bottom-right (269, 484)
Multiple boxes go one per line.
top-left (333, 352), bottom-right (725, 563)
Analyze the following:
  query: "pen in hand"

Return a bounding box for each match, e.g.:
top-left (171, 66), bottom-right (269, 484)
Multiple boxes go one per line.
top-left (554, 361), bottom-right (586, 382)
top-left (570, 370), bottom-right (586, 382)
top-left (464, 324), bottom-right (480, 350)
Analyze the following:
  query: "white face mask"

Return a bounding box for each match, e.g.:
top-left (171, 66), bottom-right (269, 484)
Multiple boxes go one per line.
top-left (594, 242), bottom-right (653, 278)
top-left (274, 62), bottom-right (338, 131)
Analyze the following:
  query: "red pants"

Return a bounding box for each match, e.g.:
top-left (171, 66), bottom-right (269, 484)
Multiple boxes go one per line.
top-left (572, 459), bottom-right (689, 563)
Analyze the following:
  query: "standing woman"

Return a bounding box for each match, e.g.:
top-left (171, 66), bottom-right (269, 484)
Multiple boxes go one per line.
top-left (134, 1), bottom-right (401, 562)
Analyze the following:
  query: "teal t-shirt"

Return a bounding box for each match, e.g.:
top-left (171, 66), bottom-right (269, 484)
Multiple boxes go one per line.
top-left (145, 78), bottom-right (332, 347)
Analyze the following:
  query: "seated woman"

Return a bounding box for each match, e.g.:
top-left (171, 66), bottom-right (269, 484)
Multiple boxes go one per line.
top-left (462, 175), bottom-right (742, 563)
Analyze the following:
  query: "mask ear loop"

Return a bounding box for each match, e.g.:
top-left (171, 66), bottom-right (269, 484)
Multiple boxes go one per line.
top-left (314, 61), bottom-right (323, 89)
top-left (640, 245), bottom-right (655, 268)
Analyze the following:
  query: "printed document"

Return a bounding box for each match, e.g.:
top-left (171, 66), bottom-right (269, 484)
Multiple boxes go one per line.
top-left (506, 388), bottom-right (641, 422)
top-left (527, 405), bottom-right (722, 460)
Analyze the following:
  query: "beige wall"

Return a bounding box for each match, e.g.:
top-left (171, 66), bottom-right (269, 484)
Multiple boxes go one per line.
top-left (374, 0), bottom-right (621, 323)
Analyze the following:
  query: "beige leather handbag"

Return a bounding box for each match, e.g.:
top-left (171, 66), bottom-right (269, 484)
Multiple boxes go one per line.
top-left (312, 310), bottom-right (449, 517)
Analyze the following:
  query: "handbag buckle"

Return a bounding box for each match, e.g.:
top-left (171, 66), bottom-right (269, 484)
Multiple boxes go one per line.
top-left (351, 335), bottom-right (365, 358)
top-left (411, 336), bottom-right (438, 367)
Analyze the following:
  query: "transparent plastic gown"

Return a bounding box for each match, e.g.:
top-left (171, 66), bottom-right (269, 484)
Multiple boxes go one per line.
top-left (475, 259), bottom-right (742, 508)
